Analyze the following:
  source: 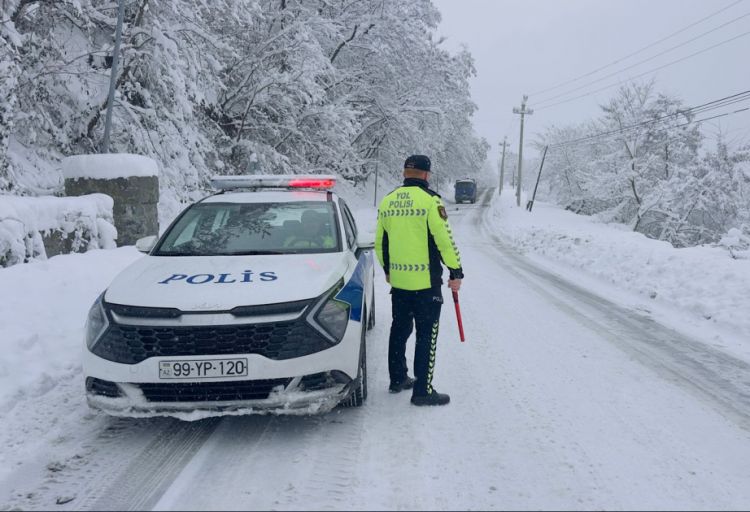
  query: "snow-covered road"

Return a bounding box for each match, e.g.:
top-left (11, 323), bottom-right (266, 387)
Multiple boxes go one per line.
top-left (3, 190), bottom-right (750, 510)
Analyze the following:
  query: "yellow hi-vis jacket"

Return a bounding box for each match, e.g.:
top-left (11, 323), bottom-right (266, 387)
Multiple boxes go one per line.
top-left (375, 178), bottom-right (463, 291)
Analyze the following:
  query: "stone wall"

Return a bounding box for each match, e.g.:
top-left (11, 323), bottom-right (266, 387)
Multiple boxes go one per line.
top-left (64, 176), bottom-right (159, 246)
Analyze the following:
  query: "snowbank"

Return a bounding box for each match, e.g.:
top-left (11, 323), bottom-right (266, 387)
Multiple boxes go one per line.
top-left (62, 153), bottom-right (159, 180)
top-left (488, 191), bottom-right (750, 341)
top-left (0, 248), bottom-right (142, 415)
top-left (0, 194), bottom-right (117, 267)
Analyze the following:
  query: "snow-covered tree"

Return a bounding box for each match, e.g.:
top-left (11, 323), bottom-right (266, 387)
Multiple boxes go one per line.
top-left (598, 81), bottom-right (702, 232)
top-left (0, 0), bottom-right (487, 210)
top-left (538, 81), bottom-right (748, 248)
top-left (0, 34), bottom-right (19, 193)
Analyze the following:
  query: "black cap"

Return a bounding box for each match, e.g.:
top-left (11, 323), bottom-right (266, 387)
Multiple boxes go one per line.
top-left (404, 154), bottom-right (431, 172)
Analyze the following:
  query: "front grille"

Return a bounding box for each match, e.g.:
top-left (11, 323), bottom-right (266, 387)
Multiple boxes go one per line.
top-left (137, 379), bottom-right (291, 402)
top-left (86, 377), bottom-right (122, 398)
top-left (92, 319), bottom-right (333, 364)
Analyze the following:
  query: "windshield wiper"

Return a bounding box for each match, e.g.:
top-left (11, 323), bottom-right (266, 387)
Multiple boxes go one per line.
top-left (230, 250), bottom-right (285, 255)
top-left (153, 251), bottom-right (194, 257)
top-left (154, 250), bottom-right (286, 256)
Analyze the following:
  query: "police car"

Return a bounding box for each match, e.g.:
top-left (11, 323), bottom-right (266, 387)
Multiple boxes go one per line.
top-left (83, 175), bottom-right (375, 417)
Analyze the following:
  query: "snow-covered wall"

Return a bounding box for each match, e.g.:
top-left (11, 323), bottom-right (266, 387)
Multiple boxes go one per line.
top-left (62, 154), bottom-right (159, 180)
top-left (0, 194), bottom-right (116, 267)
top-left (63, 154), bottom-right (160, 245)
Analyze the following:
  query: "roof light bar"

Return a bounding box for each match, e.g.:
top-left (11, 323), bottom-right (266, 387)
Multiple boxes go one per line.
top-left (211, 174), bottom-right (337, 191)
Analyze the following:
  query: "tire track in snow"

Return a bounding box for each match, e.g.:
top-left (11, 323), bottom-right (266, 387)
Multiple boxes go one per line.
top-left (276, 410), bottom-right (367, 511)
top-left (0, 377), bottom-right (201, 511)
top-left (477, 197), bottom-right (750, 432)
top-left (89, 418), bottom-right (220, 511)
top-left (10, 417), bottom-right (222, 511)
top-left (153, 327), bottom-right (377, 510)
top-left (453, 191), bottom-right (611, 507)
top-left (152, 415), bottom-right (278, 510)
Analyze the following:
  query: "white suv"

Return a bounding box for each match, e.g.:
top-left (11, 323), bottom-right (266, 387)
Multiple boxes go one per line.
top-left (83, 175), bottom-right (375, 417)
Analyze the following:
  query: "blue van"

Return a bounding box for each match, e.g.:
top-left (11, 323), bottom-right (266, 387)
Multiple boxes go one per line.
top-left (454, 179), bottom-right (477, 204)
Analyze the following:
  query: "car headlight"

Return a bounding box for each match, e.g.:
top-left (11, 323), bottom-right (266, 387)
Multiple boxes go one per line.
top-left (307, 280), bottom-right (350, 345)
top-left (85, 292), bottom-right (109, 350)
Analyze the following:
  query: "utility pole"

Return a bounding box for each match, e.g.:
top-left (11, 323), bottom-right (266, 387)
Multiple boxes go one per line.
top-left (373, 145), bottom-right (380, 207)
top-left (526, 145), bottom-right (548, 212)
top-left (101, 0), bottom-right (126, 153)
top-left (498, 137), bottom-right (507, 196)
top-left (512, 95), bottom-right (533, 207)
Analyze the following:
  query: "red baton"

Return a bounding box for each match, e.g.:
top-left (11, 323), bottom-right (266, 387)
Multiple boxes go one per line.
top-left (452, 290), bottom-right (466, 342)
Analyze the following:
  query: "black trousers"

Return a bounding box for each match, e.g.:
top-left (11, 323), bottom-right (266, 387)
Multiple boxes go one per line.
top-left (388, 287), bottom-right (443, 395)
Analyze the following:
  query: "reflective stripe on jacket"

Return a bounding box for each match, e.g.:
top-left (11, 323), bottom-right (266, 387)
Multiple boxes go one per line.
top-left (375, 178), bottom-right (462, 291)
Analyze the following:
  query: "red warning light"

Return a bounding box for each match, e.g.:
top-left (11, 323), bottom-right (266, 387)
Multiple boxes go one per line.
top-left (289, 178), bottom-right (336, 189)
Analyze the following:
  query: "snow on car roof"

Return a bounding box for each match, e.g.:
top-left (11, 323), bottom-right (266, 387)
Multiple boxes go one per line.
top-left (201, 190), bottom-right (332, 204)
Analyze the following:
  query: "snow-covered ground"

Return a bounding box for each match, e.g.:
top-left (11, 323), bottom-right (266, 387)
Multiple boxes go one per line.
top-left (487, 190), bottom-right (750, 360)
top-left (1, 187), bottom-right (750, 510)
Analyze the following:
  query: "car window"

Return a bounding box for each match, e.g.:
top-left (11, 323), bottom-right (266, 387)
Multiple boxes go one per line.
top-left (341, 201), bottom-right (358, 238)
top-left (154, 201), bottom-right (342, 256)
top-left (339, 200), bottom-right (356, 249)
top-left (173, 215), bottom-right (199, 246)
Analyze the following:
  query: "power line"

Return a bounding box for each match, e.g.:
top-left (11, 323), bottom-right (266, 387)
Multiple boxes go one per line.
top-left (682, 106), bottom-right (750, 127)
top-left (535, 29), bottom-right (750, 112)
top-left (554, 90), bottom-right (750, 146)
top-left (549, 107), bottom-right (750, 152)
top-left (548, 90), bottom-right (750, 149)
top-left (716, 123), bottom-right (750, 136)
top-left (533, 11), bottom-right (750, 106)
top-left (529, 0), bottom-right (745, 97)
top-left (550, 101), bottom-right (750, 150)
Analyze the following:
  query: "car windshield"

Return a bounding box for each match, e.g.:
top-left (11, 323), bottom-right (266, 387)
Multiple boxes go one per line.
top-left (154, 201), bottom-right (341, 256)
top-left (456, 182), bottom-right (475, 192)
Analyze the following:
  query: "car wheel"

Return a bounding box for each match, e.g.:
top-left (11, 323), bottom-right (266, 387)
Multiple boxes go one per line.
top-left (367, 289), bottom-right (375, 330)
top-left (341, 315), bottom-right (367, 407)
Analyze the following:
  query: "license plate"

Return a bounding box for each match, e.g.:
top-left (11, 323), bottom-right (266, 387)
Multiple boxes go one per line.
top-left (158, 358), bottom-right (248, 379)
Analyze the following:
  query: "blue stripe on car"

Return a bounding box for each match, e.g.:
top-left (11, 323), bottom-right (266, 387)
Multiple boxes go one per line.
top-left (335, 251), bottom-right (373, 322)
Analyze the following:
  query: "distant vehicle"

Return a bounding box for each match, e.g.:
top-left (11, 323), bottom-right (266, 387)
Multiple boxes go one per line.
top-left (83, 175), bottom-right (375, 417)
top-left (454, 179), bottom-right (477, 204)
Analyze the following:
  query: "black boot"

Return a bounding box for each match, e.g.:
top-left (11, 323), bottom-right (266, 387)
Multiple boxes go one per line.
top-left (389, 376), bottom-right (415, 393)
top-left (411, 389), bottom-right (450, 406)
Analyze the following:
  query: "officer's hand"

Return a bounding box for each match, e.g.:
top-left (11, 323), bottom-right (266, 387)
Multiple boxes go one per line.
top-left (448, 279), bottom-right (461, 292)
top-left (385, 274), bottom-right (390, 284)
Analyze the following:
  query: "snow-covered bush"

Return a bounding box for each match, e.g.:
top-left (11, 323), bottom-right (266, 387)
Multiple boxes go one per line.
top-left (718, 226), bottom-right (750, 260)
top-left (0, 194), bottom-right (116, 267)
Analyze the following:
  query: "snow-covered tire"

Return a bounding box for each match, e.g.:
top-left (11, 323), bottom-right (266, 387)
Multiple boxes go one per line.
top-left (367, 289), bottom-right (375, 331)
top-left (341, 316), bottom-right (367, 408)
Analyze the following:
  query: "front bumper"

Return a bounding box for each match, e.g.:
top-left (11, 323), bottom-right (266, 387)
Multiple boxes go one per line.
top-left (86, 372), bottom-right (356, 419)
top-left (83, 312), bottom-right (363, 419)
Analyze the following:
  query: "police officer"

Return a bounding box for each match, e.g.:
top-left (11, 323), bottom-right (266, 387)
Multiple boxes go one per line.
top-left (375, 154), bottom-right (463, 406)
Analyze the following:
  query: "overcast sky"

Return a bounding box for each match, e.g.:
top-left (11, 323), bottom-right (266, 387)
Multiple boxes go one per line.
top-left (431, 0), bottom-right (750, 163)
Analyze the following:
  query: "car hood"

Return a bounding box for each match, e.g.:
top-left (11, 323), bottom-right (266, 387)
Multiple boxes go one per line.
top-left (104, 253), bottom-right (350, 311)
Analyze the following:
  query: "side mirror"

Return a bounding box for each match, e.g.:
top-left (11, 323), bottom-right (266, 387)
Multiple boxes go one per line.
top-left (136, 235), bottom-right (157, 253)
